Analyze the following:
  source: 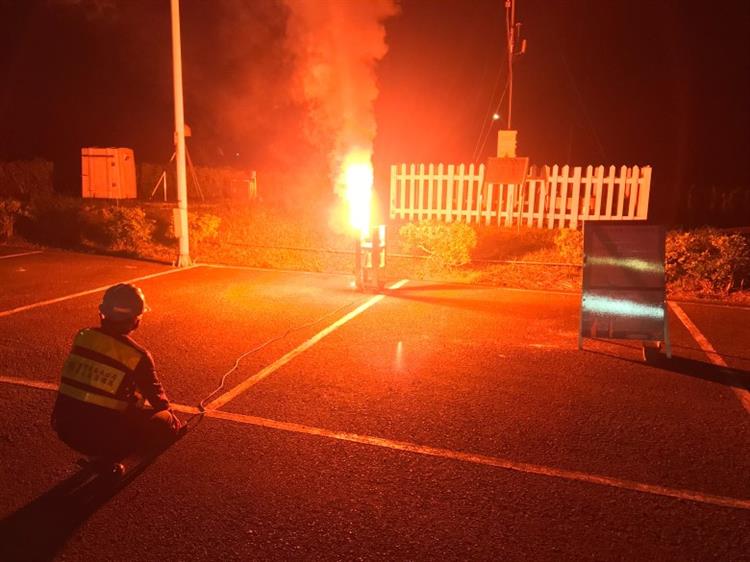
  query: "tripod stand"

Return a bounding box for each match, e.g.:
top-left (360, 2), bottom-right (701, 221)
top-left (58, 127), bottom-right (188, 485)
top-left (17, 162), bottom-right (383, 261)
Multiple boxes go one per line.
top-left (149, 144), bottom-right (205, 202)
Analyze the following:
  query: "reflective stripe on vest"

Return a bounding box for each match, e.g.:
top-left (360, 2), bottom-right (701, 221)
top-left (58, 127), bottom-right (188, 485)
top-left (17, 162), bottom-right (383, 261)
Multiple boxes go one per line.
top-left (61, 354), bottom-right (126, 394)
top-left (58, 382), bottom-right (129, 412)
top-left (74, 329), bottom-right (143, 371)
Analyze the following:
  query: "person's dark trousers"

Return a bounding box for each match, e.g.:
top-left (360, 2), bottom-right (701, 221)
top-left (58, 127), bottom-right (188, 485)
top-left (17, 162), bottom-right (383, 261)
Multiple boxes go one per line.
top-left (57, 408), bottom-right (182, 461)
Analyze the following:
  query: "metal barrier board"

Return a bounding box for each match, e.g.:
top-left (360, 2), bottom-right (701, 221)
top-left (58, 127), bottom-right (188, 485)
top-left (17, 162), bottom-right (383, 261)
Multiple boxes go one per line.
top-left (579, 222), bottom-right (670, 355)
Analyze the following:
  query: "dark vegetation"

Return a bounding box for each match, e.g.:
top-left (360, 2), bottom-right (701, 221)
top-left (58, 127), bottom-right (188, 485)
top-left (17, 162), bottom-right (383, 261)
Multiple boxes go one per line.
top-left (1, 159), bottom-right (749, 302)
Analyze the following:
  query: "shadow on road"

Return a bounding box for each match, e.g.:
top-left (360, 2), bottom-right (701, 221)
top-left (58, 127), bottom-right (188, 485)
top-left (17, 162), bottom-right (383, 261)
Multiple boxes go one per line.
top-left (586, 347), bottom-right (750, 392)
top-left (0, 415), bottom-right (201, 562)
top-left (0, 467), bottom-right (128, 561)
top-left (382, 283), bottom-right (503, 313)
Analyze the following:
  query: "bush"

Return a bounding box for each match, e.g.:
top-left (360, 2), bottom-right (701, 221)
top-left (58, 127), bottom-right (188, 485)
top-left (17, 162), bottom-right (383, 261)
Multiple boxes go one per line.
top-left (666, 228), bottom-right (750, 295)
top-left (17, 198), bottom-right (155, 253)
top-left (554, 228), bottom-right (583, 263)
top-left (81, 205), bottom-right (154, 252)
top-left (18, 196), bottom-right (83, 246)
top-left (188, 212), bottom-right (221, 244)
top-left (399, 221), bottom-right (477, 267)
top-left (0, 160), bottom-right (54, 198)
top-left (0, 199), bottom-right (22, 241)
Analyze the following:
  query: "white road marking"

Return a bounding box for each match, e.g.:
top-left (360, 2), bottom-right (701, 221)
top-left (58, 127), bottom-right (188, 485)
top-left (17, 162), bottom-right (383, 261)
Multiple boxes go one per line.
top-left (0, 250), bottom-right (43, 260)
top-left (0, 375), bottom-right (57, 391)
top-left (0, 266), bottom-right (197, 318)
top-left (0, 373), bottom-right (747, 511)
top-left (196, 408), bottom-right (750, 511)
top-left (204, 278), bottom-right (410, 409)
top-left (669, 301), bottom-right (750, 414)
top-left (672, 299), bottom-right (750, 311)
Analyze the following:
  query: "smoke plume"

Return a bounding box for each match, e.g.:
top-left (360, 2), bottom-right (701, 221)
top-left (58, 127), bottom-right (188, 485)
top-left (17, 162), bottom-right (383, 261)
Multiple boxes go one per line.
top-left (282, 0), bottom-right (399, 191)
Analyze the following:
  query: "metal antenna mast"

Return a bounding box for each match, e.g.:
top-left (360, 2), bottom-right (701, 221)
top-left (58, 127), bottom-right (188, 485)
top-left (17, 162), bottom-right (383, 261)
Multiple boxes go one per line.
top-left (505, 0), bottom-right (526, 129)
top-left (506, 0), bottom-right (514, 129)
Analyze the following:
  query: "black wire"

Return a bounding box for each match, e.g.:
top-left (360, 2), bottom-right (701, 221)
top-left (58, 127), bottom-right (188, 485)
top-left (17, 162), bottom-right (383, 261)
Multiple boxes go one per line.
top-left (471, 2), bottom-right (514, 163)
top-left (475, 79), bottom-right (510, 161)
top-left (471, 67), bottom-right (505, 162)
top-left (197, 296), bottom-right (364, 412)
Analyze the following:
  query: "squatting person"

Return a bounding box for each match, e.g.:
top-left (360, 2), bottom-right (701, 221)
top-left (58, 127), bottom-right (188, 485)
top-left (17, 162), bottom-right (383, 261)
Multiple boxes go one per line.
top-left (51, 283), bottom-right (183, 471)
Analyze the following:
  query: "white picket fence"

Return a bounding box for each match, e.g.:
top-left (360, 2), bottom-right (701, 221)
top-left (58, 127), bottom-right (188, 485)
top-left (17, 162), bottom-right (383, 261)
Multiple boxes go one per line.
top-left (389, 163), bottom-right (652, 229)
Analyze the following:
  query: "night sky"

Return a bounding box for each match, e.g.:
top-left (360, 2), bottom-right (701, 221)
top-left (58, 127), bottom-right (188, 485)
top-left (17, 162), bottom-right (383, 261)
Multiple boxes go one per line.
top-left (1, 0), bottom-right (748, 224)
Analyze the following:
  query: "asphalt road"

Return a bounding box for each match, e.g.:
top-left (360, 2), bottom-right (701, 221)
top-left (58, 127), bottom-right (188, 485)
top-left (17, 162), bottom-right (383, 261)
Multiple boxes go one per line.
top-left (0, 248), bottom-right (748, 561)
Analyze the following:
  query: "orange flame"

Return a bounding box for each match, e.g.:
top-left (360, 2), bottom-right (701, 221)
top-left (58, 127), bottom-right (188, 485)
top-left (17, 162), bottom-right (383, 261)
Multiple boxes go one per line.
top-left (340, 149), bottom-right (373, 233)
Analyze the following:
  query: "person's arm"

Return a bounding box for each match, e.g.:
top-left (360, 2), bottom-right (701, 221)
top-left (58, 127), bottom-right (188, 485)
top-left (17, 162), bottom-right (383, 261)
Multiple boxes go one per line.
top-left (133, 351), bottom-right (171, 411)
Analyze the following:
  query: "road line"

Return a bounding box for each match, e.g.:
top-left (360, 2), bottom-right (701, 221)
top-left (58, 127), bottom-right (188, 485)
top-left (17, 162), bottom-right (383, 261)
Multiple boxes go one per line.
top-left (0, 250), bottom-right (43, 260)
top-left (669, 301), bottom-right (750, 414)
top-left (0, 266), bottom-right (198, 318)
top-left (0, 375), bottom-right (57, 391)
top-left (197, 408), bottom-right (750, 511)
top-left (671, 299), bottom-right (750, 312)
top-left (1, 373), bottom-right (748, 511)
top-left (204, 279), bottom-right (410, 410)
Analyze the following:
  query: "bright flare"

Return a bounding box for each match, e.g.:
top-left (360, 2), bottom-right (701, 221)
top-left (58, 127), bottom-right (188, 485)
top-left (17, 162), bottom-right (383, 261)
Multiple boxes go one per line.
top-left (341, 151), bottom-right (373, 233)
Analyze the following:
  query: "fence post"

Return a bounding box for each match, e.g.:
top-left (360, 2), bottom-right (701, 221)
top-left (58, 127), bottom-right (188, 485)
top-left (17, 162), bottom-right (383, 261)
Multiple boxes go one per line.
top-left (417, 163), bottom-right (425, 221)
top-left (427, 163), bottom-right (435, 220)
top-left (627, 165), bottom-right (640, 218)
top-left (436, 163), bottom-right (444, 220)
top-left (390, 164), bottom-right (397, 219)
top-left (569, 166), bottom-right (581, 229)
top-left (466, 164), bottom-right (475, 224)
top-left (498, 183), bottom-right (505, 226)
top-left (456, 163), bottom-right (465, 222)
top-left (408, 163), bottom-right (416, 221)
top-left (476, 164), bottom-right (485, 224)
top-left (546, 165), bottom-right (557, 228)
top-left (526, 177), bottom-right (536, 226)
top-left (558, 165), bottom-right (569, 228)
top-left (593, 165), bottom-right (604, 220)
top-left (447, 164), bottom-right (455, 223)
top-left (398, 164), bottom-right (406, 219)
top-left (616, 165), bottom-right (627, 219)
top-left (605, 165), bottom-right (616, 219)
top-left (582, 165), bottom-right (593, 224)
top-left (637, 166), bottom-right (651, 219)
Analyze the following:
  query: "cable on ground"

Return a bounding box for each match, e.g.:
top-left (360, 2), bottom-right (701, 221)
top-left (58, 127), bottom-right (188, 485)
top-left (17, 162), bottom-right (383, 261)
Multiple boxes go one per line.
top-left (196, 296), bottom-right (364, 414)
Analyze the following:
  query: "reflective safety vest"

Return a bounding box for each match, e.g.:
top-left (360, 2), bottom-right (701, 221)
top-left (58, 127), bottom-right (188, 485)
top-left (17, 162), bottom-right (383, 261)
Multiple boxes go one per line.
top-left (58, 328), bottom-right (145, 413)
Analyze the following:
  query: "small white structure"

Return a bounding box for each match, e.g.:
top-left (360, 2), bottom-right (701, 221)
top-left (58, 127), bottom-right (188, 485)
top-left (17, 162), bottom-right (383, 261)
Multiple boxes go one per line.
top-left (81, 147), bottom-right (137, 199)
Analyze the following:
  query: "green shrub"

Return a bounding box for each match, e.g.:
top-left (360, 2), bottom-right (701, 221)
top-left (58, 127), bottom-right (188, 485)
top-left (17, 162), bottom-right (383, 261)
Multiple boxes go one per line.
top-left (17, 198), bottom-right (155, 253)
top-left (554, 228), bottom-right (583, 263)
top-left (0, 160), bottom-right (54, 198)
top-left (18, 196), bottom-right (83, 246)
top-left (399, 221), bottom-right (477, 267)
top-left (666, 228), bottom-right (750, 295)
top-left (0, 199), bottom-right (22, 241)
top-left (81, 205), bottom-right (154, 252)
top-left (189, 212), bottom-right (221, 244)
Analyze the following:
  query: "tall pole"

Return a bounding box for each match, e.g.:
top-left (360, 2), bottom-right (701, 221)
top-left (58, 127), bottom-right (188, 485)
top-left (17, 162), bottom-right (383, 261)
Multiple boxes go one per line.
top-left (170, 0), bottom-right (191, 267)
top-left (506, 0), bottom-right (515, 129)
